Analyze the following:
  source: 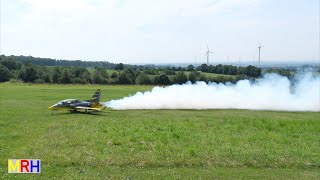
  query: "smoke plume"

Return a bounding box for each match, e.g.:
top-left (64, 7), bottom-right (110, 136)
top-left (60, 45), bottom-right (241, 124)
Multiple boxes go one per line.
top-left (106, 73), bottom-right (320, 111)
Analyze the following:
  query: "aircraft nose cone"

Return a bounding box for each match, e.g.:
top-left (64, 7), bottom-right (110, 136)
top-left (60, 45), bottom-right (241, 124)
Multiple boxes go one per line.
top-left (48, 106), bottom-right (54, 110)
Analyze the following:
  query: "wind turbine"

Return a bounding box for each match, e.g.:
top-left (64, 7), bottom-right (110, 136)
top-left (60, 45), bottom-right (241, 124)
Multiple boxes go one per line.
top-left (258, 42), bottom-right (264, 67)
top-left (206, 44), bottom-right (213, 65)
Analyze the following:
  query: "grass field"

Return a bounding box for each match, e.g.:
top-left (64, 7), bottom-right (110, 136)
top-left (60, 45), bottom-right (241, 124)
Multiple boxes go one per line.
top-left (0, 83), bottom-right (319, 179)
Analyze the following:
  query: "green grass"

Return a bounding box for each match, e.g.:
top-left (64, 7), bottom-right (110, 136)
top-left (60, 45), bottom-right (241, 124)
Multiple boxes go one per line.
top-left (183, 71), bottom-right (235, 78)
top-left (0, 83), bottom-right (319, 179)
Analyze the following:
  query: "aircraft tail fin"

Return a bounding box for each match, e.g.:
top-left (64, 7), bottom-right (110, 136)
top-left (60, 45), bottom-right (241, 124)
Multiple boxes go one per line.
top-left (91, 89), bottom-right (101, 103)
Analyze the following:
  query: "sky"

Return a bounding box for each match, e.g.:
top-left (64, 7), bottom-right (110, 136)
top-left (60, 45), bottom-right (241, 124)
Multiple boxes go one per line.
top-left (0, 0), bottom-right (319, 64)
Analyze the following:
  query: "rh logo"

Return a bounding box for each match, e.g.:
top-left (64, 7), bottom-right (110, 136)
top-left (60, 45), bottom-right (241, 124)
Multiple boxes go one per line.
top-left (8, 159), bottom-right (41, 173)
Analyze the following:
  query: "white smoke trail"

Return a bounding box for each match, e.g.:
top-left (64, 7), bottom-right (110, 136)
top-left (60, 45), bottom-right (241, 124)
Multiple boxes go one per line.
top-left (106, 73), bottom-right (320, 111)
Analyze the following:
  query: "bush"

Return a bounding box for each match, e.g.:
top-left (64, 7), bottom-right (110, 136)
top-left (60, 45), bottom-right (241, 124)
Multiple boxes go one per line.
top-left (154, 74), bottom-right (171, 85)
top-left (187, 65), bottom-right (194, 71)
top-left (117, 68), bottom-right (138, 84)
top-left (111, 72), bottom-right (118, 78)
top-left (92, 70), bottom-right (104, 84)
top-left (228, 66), bottom-right (238, 75)
top-left (237, 67), bottom-right (246, 75)
top-left (245, 65), bottom-right (261, 77)
top-left (173, 72), bottom-right (188, 84)
top-left (164, 69), bottom-right (176, 75)
top-left (80, 71), bottom-right (91, 83)
top-left (188, 72), bottom-right (197, 83)
top-left (41, 73), bottom-right (51, 83)
top-left (135, 73), bottom-right (152, 85)
top-left (0, 59), bottom-right (19, 70)
top-left (197, 64), bottom-right (209, 72)
top-left (52, 67), bottom-right (61, 83)
top-left (118, 72), bottom-right (134, 84)
top-left (114, 63), bottom-right (124, 70)
top-left (144, 69), bottom-right (159, 75)
top-left (59, 69), bottom-right (72, 84)
top-left (0, 64), bottom-right (11, 82)
top-left (95, 67), bottom-right (108, 78)
top-left (18, 65), bottom-right (39, 82)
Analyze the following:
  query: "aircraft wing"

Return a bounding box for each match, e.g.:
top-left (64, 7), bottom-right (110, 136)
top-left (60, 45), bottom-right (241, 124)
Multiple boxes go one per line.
top-left (74, 106), bottom-right (103, 111)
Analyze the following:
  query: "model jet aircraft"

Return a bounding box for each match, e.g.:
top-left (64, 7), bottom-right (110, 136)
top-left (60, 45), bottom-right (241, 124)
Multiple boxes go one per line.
top-left (48, 89), bottom-right (106, 113)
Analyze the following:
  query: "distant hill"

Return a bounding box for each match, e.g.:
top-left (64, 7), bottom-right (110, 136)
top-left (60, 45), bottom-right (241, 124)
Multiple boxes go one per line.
top-left (0, 55), bottom-right (119, 68)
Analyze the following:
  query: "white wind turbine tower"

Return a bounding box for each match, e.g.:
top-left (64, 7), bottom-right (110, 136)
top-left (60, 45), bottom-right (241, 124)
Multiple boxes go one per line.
top-left (206, 43), bottom-right (213, 65)
top-left (258, 42), bottom-right (264, 67)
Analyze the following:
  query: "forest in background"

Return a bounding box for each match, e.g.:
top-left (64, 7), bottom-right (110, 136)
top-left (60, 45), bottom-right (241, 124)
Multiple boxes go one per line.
top-left (0, 54), bottom-right (270, 85)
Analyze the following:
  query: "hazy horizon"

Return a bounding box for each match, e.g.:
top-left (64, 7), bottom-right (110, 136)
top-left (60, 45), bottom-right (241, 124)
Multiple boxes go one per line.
top-left (1, 53), bottom-right (319, 66)
top-left (1, 0), bottom-right (319, 64)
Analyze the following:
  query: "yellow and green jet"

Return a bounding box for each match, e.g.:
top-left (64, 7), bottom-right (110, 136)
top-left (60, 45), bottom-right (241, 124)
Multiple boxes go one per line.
top-left (48, 89), bottom-right (106, 113)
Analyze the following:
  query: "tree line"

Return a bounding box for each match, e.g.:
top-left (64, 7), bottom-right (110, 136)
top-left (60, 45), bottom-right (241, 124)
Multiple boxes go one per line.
top-left (195, 64), bottom-right (261, 78)
top-left (0, 55), bottom-right (262, 85)
top-left (0, 55), bottom-right (144, 69)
